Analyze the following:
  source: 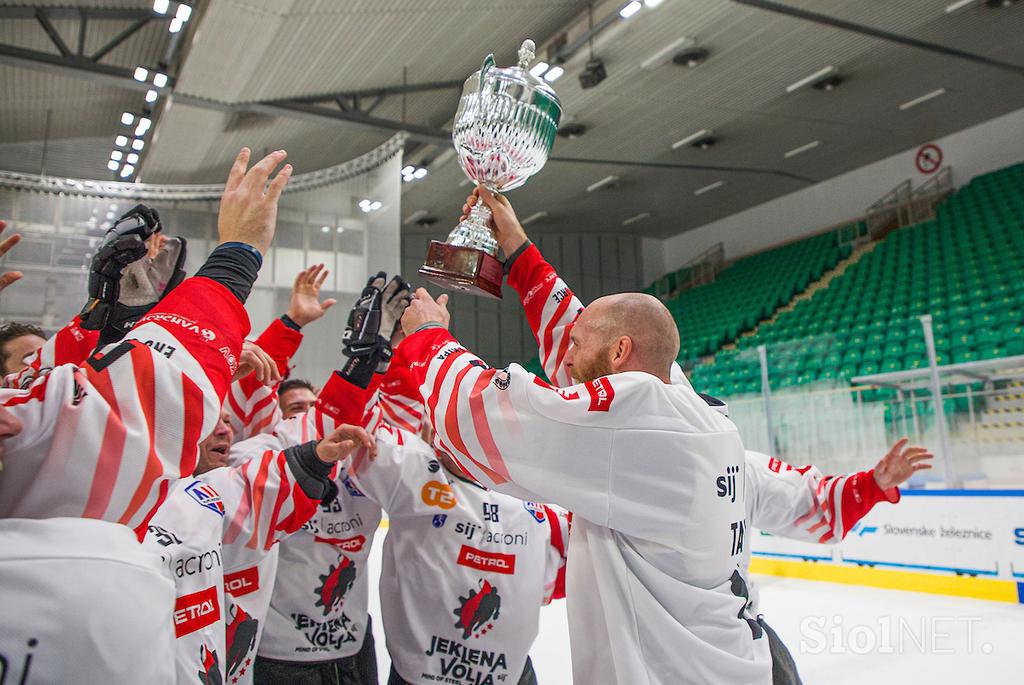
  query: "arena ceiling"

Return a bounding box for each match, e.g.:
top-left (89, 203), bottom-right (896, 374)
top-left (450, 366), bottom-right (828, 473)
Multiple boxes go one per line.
top-left (1, 0), bottom-right (1023, 239)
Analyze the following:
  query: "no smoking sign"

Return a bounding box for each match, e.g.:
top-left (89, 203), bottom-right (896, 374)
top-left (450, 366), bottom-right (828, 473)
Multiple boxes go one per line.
top-left (915, 144), bottom-right (943, 175)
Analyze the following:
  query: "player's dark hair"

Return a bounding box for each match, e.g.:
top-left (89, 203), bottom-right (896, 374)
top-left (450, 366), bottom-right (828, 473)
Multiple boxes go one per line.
top-left (277, 377), bottom-right (315, 397)
top-left (0, 321), bottom-right (45, 370)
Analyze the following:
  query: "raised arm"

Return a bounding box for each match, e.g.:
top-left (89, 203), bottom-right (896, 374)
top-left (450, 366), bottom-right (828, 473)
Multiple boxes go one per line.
top-left (745, 439), bottom-right (932, 543)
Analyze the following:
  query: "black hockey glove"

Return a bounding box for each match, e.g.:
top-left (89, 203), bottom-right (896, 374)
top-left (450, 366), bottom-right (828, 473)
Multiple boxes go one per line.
top-left (338, 272), bottom-right (412, 387)
top-left (80, 204), bottom-right (187, 348)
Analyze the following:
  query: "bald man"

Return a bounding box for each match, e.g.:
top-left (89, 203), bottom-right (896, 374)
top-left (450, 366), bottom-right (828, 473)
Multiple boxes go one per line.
top-left (397, 197), bottom-right (772, 684)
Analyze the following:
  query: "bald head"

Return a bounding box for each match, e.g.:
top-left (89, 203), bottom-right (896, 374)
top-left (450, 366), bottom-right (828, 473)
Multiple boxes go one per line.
top-left (566, 293), bottom-right (680, 384)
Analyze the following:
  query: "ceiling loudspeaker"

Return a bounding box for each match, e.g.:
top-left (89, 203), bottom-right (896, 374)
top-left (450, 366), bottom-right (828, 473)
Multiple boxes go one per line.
top-left (673, 47), bottom-right (709, 67)
top-left (415, 215), bottom-right (438, 227)
top-left (811, 74), bottom-right (845, 91)
top-left (579, 59), bottom-right (607, 89)
top-left (558, 123), bottom-right (588, 138)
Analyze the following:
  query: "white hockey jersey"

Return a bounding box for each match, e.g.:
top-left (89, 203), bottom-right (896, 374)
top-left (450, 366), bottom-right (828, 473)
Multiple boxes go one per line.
top-left (0, 276), bottom-right (249, 538)
top-left (227, 372), bottom-right (386, 663)
top-left (143, 442), bottom-right (325, 685)
top-left (347, 427), bottom-right (569, 685)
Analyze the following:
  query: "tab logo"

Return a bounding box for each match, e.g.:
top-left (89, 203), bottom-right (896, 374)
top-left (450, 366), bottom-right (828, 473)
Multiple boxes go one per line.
top-left (422, 481), bottom-right (457, 510)
top-left (173, 586), bottom-right (220, 637)
top-left (585, 378), bottom-right (614, 412)
top-left (185, 481), bottom-right (225, 516)
top-left (457, 545), bottom-right (516, 575)
top-left (224, 567), bottom-right (259, 598)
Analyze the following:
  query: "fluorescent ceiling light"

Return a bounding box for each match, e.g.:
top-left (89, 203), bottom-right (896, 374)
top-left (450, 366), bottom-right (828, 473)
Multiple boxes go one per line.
top-left (176, 3), bottom-right (192, 21)
top-left (121, 112), bottom-right (135, 125)
top-left (899, 88), bottom-right (946, 110)
top-left (544, 66), bottom-right (564, 82)
top-left (133, 67), bottom-right (148, 82)
top-left (132, 139), bottom-right (145, 151)
top-left (586, 175), bottom-right (619, 192)
top-left (336, 226), bottom-right (345, 233)
top-left (107, 160), bottom-right (119, 171)
top-left (694, 180), bottom-right (725, 195)
top-left (145, 89), bottom-right (158, 103)
top-left (619, 1), bottom-right (643, 19)
top-left (521, 211), bottom-right (549, 226)
top-left (402, 165), bottom-right (415, 175)
top-left (530, 61), bottom-right (550, 78)
top-left (137, 117), bottom-right (152, 133)
top-left (115, 135), bottom-right (129, 147)
top-left (622, 212), bottom-right (650, 226)
top-left (153, 0), bottom-right (169, 14)
top-left (370, 201), bottom-right (382, 211)
top-left (110, 150), bottom-right (123, 161)
top-left (783, 140), bottom-right (822, 158)
top-left (944, 0), bottom-right (980, 13)
top-left (672, 128), bottom-right (713, 150)
top-left (153, 72), bottom-right (168, 88)
top-left (321, 225), bottom-right (330, 233)
top-left (169, 17), bottom-right (183, 33)
top-left (785, 65), bottom-right (838, 93)
top-left (126, 153), bottom-right (140, 164)
top-left (645, 0), bottom-right (665, 6)
top-left (413, 167), bottom-right (428, 179)
top-left (641, 36), bottom-right (694, 70)
top-left (120, 164), bottom-right (135, 178)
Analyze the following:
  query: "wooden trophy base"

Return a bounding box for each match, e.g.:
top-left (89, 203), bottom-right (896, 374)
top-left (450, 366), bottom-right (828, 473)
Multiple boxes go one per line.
top-left (418, 241), bottom-right (504, 299)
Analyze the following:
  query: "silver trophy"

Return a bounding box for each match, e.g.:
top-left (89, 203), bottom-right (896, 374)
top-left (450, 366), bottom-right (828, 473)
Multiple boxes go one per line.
top-left (419, 39), bottom-right (562, 299)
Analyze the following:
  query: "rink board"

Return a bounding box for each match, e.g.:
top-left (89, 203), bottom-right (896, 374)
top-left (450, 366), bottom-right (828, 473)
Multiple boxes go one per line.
top-left (750, 490), bottom-right (1024, 604)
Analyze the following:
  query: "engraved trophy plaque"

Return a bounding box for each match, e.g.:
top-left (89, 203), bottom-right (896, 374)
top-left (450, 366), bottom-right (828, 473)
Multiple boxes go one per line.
top-left (418, 39), bottom-right (562, 299)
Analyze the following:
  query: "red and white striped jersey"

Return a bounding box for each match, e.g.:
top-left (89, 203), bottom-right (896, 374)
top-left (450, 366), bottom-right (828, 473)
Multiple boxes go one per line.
top-left (378, 361), bottom-right (426, 435)
top-left (398, 326), bottom-right (772, 685)
top-left (0, 276), bottom-right (249, 538)
top-left (226, 371), bottom-right (386, 663)
top-left (225, 317), bottom-right (303, 442)
top-left (3, 314), bottom-right (99, 389)
top-left (143, 442), bottom-right (325, 685)
top-left (347, 428), bottom-right (568, 685)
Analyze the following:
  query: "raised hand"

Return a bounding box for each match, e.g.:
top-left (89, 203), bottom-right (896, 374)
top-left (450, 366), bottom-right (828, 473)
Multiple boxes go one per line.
top-left (873, 438), bottom-right (933, 490)
top-left (233, 340), bottom-right (281, 385)
top-left (315, 424), bottom-right (377, 464)
top-left (463, 185), bottom-right (528, 257)
top-left (401, 288), bottom-right (450, 335)
top-left (287, 264), bottom-right (337, 327)
top-left (0, 220), bottom-right (22, 292)
top-left (217, 148), bottom-right (292, 255)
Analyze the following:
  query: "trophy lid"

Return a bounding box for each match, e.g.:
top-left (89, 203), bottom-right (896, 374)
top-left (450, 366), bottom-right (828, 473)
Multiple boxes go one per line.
top-left (463, 39), bottom-right (562, 121)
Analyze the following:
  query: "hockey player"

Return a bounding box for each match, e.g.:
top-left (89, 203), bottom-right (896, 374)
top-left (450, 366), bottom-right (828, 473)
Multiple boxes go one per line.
top-left (341, 390), bottom-right (569, 685)
top-left (144, 407), bottom-right (373, 685)
top-left (401, 292), bottom-right (770, 680)
top-left (240, 273), bottom-right (410, 685)
top-left (0, 147), bottom-right (292, 684)
top-left (460, 187), bottom-right (933, 685)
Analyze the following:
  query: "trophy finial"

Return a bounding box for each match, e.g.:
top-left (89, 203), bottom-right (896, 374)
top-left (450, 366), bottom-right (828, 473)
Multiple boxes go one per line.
top-left (518, 39), bottom-right (536, 69)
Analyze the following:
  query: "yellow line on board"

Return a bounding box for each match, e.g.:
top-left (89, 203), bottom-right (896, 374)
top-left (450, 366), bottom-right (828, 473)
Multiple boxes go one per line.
top-left (749, 558), bottom-right (1020, 604)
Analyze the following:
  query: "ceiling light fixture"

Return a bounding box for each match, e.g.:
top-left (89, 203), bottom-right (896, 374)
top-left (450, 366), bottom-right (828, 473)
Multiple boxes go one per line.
top-left (402, 165), bottom-right (415, 176)
top-left (169, 17), bottom-right (183, 33)
top-left (899, 88), bottom-right (946, 110)
top-left (785, 65), bottom-right (838, 93)
top-left (121, 112), bottom-right (135, 125)
top-left (521, 211), bottom-right (549, 226)
top-left (673, 47), bottom-right (710, 67)
top-left (619, 1), bottom-right (643, 19)
top-left (110, 150), bottom-right (123, 161)
top-left (133, 67), bottom-right (148, 82)
top-left (645, 0), bottom-right (665, 6)
top-left (131, 139), bottom-right (145, 151)
top-left (120, 164), bottom-right (135, 178)
top-left (413, 167), bottom-right (428, 179)
top-left (145, 89), bottom-right (158, 103)
top-left (115, 135), bottom-right (129, 147)
top-left (783, 140), bottom-right (822, 158)
top-left (153, 0), bottom-right (169, 14)
top-left (944, 0), bottom-right (980, 12)
top-left (641, 36), bottom-right (694, 70)
top-left (694, 180), bottom-right (725, 195)
top-left (544, 66), bottom-right (564, 82)
top-left (586, 175), bottom-right (619, 192)
top-left (175, 3), bottom-right (192, 21)
top-left (672, 128), bottom-right (713, 150)
top-left (153, 72), bottom-right (168, 88)
top-left (530, 61), bottom-right (550, 78)
top-left (622, 212), bottom-right (650, 226)
top-left (126, 153), bottom-right (140, 164)
top-left (321, 225), bottom-right (330, 233)
top-left (107, 160), bottom-right (119, 172)
top-left (579, 58), bottom-right (607, 89)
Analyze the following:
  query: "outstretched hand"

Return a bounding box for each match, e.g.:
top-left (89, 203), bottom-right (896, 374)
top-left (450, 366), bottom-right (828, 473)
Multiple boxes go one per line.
top-left (873, 438), bottom-right (933, 490)
top-left (0, 220), bottom-right (22, 292)
top-left (316, 424), bottom-right (377, 464)
top-left (288, 264), bottom-right (336, 327)
top-left (401, 288), bottom-right (450, 335)
top-left (462, 186), bottom-right (528, 257)
top-left (233, 340), bottom-right (282, 385)
top-left (217, 147), bottom-right (292, 256)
